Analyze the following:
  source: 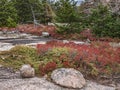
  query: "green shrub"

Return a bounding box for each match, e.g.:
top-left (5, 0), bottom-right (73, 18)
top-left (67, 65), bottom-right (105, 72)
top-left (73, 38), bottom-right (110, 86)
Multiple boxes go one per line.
top-left (6, 17), bottom-right (17, 28)
top-left (0, 0), bottom-right (18, 27)
top-left (38, 47), bottom-right (99, 76)
top-left (0, 45), bottom-right (39, 72)
top-left (39, 47), bottom-right (74, 75)
top-left (54, 0), bottom-right (84, 34)
top-left (89, 4), bottom-right (120, 38)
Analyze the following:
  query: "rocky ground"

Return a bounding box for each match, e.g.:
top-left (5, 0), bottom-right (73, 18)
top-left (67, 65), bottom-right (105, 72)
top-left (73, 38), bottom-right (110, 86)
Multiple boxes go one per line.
top-left (0, 30), bottom-right (53, 51)
top-left (0, 67), bottom-right (117, 90)
top-left (0, 31), bottom-right (119, 90)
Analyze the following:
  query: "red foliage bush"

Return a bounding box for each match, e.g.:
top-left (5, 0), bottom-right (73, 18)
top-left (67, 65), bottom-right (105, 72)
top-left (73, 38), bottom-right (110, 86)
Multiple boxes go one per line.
top-left (17, 24), bottom-right (56, 36)
top-left (63, 61), bottom-right (72, 68)
top-left (39, 62), bottom-right (57, 75)
top-left (37, 40), bottom-right (120, 76)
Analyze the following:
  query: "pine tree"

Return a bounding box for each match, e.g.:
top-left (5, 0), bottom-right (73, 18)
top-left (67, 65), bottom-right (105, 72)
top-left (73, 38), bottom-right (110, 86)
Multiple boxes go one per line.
top-left (13, 0), bottom-right (55, 24)
top-left (54, 0), bottom-right (84, 34)
top-left (55, 0), bottom-right (78, 23)
top-left (40, 0), bottom-right (56, 24)
top-left (0, 0), bottom-right (18, 27)
top-left (13, 0), bottom-right (43, 23)
top-left (90, 4), bottom-right (120, 38)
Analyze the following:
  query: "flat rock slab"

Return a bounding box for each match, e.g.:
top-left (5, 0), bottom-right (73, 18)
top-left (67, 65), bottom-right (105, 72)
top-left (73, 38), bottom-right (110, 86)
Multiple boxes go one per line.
top-left (0, 31), bottom-right (24, 39)
top-left (0, 67), bottom-right (20, 79)
top-left (51, 68), bottom-right (86, 89)
top-left (0, 31), bottom-right (39, 39)
top-left (0, 77), bottom-right (115, 90)
top-left (0, 38), bottom-right (53, 45)
top-left (0, 77), bottom-right (71, 90)
top-left (81, 81), bottom-right (115, 90)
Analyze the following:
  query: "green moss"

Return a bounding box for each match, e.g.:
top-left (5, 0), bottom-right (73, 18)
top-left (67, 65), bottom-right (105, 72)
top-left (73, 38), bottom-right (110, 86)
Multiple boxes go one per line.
top-left (0, 45), bottom-right (40, 73)
top-left (39, 47), bottom-right (70, 64)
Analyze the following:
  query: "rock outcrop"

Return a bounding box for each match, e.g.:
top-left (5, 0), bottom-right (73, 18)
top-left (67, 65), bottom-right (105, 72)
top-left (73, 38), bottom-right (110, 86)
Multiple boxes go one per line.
top-left (0, 67), bottom-right (20, 80)
top-left (0, 67), bottom-right (116, 90)
top-left (0, 77), bottom-right (116, 90)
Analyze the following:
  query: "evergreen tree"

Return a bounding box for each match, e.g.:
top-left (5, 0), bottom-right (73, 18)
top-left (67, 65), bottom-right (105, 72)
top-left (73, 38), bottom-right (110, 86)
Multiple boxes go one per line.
top-left (90, 4), bottom-right (120, 38)
top-left (0, 0), bottom-right (18, 27)
top-left (13, 0), bottom-right (55, 24)
top-left (55, 0), bottom-right (78, 23)
top-left (40, 0), bottom-right (56, 24)
top-left (54, 0), bottom-right (84, 34)
top-left (13, 0), bottom-right (43, 23)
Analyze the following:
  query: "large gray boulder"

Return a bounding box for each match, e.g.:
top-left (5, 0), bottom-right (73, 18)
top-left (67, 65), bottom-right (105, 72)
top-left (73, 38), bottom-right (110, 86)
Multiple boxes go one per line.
top-left (51, 68), bottom-right (86, 89)
top-left (20, 64), bottom-right (35, 78)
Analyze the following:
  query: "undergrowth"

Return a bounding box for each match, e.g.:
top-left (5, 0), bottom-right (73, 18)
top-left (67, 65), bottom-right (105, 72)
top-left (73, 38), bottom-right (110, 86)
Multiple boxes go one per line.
top-left (0, 45), bottom-right (40, 74)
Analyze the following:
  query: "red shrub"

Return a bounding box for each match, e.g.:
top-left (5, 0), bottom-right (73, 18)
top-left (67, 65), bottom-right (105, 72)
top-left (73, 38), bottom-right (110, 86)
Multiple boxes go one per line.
top-left (63, 61), bottom-right (71, 68)
top-left (39, 62), bottom-right (57, 75)
top-left (37, 40), bottom-right (120, 75)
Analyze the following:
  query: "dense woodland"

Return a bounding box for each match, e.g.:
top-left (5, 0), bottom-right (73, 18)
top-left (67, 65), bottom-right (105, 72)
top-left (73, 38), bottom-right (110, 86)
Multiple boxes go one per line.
top-left (0, 0), bottom-right (120, 38)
